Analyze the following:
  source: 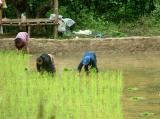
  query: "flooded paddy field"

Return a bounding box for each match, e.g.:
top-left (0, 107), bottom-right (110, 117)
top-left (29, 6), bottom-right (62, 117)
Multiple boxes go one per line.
top-left (29, 53), bottom-right (160, 119)
top-left (0, 52), bottom-right (123, 119)
top-left (1, 37), bottom-right (160, 119)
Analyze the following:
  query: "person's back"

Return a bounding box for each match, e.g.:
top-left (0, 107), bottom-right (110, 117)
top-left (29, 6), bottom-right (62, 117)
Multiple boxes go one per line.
top-left (83, 51), bottom-right (96, 62)
top-left (16, 32), bottom-right (29, 42)
top-left (78, 51), bottom-right (98, 74)
top-left (15, 32), bottom-right (29, 53)
top-left (36, 54), bottom-right (56, 74)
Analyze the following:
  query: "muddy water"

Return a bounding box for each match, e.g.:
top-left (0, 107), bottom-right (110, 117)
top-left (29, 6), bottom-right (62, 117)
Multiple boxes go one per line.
top-left (30, 54), bottom-right (160, 119)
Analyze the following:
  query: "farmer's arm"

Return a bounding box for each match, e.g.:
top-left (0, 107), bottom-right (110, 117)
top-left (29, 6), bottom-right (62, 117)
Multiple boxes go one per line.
top-left (25, 32), bottom-right (30, 53)
top-left (24, 41), bottom-right (29, 53)
top-left (77, 61), bottom-right (83, 72)
top-left (36, 64), bottom-right (41, 72)
top-left (52, 63), bottom-right (56, 73)
top-left (92, 60), bottom-right (99, 72)
top-left (84, 65), bottom-right (89, 75)
top-left (84, 65), bottom-right (89, 72)
top-left (16, 48), bottom-right (22, 54)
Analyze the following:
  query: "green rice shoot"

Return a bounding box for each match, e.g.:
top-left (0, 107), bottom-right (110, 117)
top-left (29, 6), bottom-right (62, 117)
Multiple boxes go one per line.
top-left (0, 51), bottom-right (123, 119)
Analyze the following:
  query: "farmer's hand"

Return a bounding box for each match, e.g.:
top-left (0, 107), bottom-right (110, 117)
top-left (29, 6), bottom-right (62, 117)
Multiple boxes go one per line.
top-left (76, 72), bottom-right (80, 77)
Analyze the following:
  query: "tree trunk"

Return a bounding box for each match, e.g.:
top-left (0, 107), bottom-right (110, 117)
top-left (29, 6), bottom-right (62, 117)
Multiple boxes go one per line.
top-left (53, 0), bottom-right (58, 39)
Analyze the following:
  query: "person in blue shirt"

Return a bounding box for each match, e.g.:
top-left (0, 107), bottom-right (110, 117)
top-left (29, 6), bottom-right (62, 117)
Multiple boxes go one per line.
top-left (77, 51), bottom-right (98, 74)
top-left (36, 53), bottom-right (56, 74)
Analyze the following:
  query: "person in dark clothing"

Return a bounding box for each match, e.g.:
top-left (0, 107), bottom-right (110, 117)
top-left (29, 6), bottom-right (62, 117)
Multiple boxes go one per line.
top-left (36, 53), bottom-right (56, 74)
top-left (77, 51), bottom-right (98, 74)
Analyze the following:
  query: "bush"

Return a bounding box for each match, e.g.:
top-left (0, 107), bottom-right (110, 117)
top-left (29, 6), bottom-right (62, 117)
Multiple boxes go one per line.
top-left (73, 9), bottom-right (107, 32)
top-left (152, 4), bottom-right (160, 21)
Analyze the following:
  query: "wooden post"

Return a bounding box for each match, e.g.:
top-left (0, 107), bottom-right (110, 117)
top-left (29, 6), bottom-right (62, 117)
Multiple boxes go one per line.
top-left (0, 0), bottom-right (7, 34)
top-left (28, 26), bottom-right (31, 37)
top-left (0, 8), bottom-right (3, 34)
top-left (53, 0), bottom-right (58, 39)
top-left (0, 25), bottom-right (3, 34)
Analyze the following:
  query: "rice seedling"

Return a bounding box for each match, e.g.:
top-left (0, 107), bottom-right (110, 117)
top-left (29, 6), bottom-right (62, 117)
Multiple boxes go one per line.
top-left (140, 112), bottom-right (155, 117)
top-left (0, 51), bottom-right (123, 119)
top-left (127, 87), bottom-right (139, 92)
top-left (129, 96), bottom-right (144, 101)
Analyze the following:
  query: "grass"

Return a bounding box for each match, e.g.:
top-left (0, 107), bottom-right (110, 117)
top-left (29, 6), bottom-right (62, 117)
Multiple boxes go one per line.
top-left (0, 51), bottom-right (123, 119)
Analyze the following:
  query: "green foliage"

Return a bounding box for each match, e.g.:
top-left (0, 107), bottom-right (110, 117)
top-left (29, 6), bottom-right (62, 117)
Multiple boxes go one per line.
top-left (5, 4), bottom-right (16, 18)
top-left (74, 9), bottom-right (107, 32)
top-left (109, 31), bottom-right (127, 38)
top-left (6, 0), bottom-right (160, 23)
top-left (0, 51), bottom-right (123, 119)
top-left (152, 4), bottom-right (160, 21)
top-left (118, 16), bottom-right (160, 36)
top-left (3, 0), bottom-right (160, 37)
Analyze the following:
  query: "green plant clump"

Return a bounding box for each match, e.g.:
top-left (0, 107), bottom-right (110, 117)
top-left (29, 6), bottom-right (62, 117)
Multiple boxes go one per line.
top-left (129, 96), bottom-right (144, 101)
top-left (140, 112), bottom-right (155, 117)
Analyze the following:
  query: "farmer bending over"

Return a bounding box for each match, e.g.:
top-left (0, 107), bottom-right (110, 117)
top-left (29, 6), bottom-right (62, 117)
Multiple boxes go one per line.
top-left (14, 32), bottom-right (29, 53)
top-left (77, 51), bottom-right (98, 74)
top-left (36, 53), bottom-right (56, 74)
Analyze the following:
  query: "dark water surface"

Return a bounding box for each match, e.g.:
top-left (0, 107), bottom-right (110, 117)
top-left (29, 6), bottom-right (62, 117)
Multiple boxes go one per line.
top-left (31, 54), bottom-right (160, 119)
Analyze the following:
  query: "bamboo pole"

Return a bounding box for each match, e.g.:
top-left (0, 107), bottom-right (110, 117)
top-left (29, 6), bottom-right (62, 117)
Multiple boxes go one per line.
top-left (0, 8), bottom-right (3, 34)
top-left (0, 0), bottom-right (7, 34)
top-left (53, 0), bottom-right (58, 38)
top-left (28, 25), bottom-right (31, 37)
